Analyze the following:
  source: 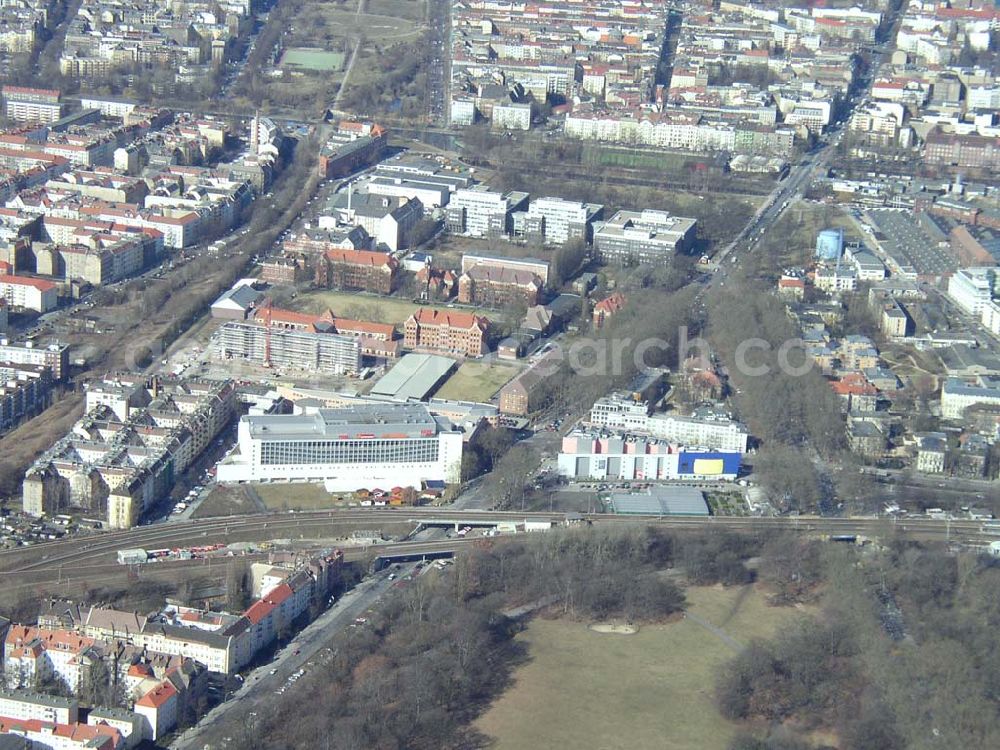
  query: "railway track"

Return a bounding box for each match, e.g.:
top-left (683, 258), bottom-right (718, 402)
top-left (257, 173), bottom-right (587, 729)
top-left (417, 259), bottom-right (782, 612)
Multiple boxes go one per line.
top-left (1, 508), bottom-right (994, 593)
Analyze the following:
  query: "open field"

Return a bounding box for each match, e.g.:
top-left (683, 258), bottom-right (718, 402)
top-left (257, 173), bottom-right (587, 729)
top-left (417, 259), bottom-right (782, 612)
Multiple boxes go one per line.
top-left (192, 485), bottom-right (262, 518)
top-left (475, 584), bottom-right (809, 750)
top-left (255, 482), bottom-right (344, 511)
top-left (316, 7), bottom-right (424, 42)
top-left (293, 290), bottom-right (487, 326)
top-left (435, 361), bottom-right (518, 402)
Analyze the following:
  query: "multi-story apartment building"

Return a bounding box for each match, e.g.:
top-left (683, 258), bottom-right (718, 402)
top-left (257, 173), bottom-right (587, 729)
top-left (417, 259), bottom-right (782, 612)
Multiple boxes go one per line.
top-left (133, 622), bottom-right (249, 676)
top-left (924, 130), bottom-right (1000, 172)
top-left (491, 102), bottom-right (532, 131)
top-left (646, 409), bottom-right (750, 453)
top-left (588, 394), bottom-right (652, 432)
top-left (593, 210), bottom-right (697, 265)
top-left (0, 273), bottom-right (57, 312)
top-left (941, 377), bottom-right (1000, 420)
top-left (0, 717), bottom-right (120, 750)
top-left (213, 318), bottom-right (362, 375)
top-left (0, 341), bottom-right (69, 381)
top-left (323, 193), bottom-right (423, 251)
top-left (314, 248), bottom-right (398, 293)
top-left (317, 122), bottom-right (388, 178)
top-left (445, 187), bottom-right (529, 237)
top-left (0, 362), bottom-right (53, 436)
top-left (404, 308), bottom-right (490, 357)
top-left (523, 198), bottom-right (604, 245)
top-left (2, 86), bottom-right (64, 123)
top-left (22, 378), bottom-right (237, 528)
top-left (3, 626), bottom-right (102, 694)
top-left (499, 348), bottom-right (562, 416)
top-left (216, 403), bottom-right (464, 489)
top-left (458, 265), bottom-right (544, 308)
top-left (947, 267), bottom-right (996, 316)
top-left (0, 691), bottom-right (79, 725)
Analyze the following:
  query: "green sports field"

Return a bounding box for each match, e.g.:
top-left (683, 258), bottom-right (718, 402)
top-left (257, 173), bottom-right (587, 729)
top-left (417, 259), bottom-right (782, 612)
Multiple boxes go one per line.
top-left (280, 48), bottom-right (345, 72)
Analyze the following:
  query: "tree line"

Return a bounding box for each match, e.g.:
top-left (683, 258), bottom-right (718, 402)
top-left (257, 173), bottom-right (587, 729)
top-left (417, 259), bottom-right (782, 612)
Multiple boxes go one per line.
top-left (235, 525), bottom-right (770, 749)
top-left (715, 540), bottom-right (1000, 749)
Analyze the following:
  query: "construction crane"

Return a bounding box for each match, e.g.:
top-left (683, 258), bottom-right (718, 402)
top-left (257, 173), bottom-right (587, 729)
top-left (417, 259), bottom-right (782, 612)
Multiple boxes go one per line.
top-left (261, 298), bottom-right (273, 368)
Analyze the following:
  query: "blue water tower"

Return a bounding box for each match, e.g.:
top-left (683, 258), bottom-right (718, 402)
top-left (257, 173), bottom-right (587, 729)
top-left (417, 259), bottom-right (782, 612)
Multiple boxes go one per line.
top-left (815, 228), bottom-right (844, 262)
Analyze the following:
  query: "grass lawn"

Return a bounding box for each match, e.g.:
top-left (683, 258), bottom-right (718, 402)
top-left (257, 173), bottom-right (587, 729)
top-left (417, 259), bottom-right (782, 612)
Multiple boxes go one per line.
top-left (435, 361), bottom-right (518, 402)
top-left (315, 5), bottom-right (425, 43)
top-left (475, 585), bottom-right (810, 750)
top-left (255, 483), bottom-right (343, 511)
top-left (293, 290), bottom-right (488, 327)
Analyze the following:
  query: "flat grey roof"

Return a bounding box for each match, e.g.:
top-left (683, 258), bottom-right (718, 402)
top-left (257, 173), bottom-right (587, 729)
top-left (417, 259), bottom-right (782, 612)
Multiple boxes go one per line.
top-left (370, 353), bottom-right (457, 400)
top-left (0, 690), bottom-right (79, 708)
top-left (245, 402), bottom-right (444, 441)
top-left (610, 486), bottom-right (709, 516)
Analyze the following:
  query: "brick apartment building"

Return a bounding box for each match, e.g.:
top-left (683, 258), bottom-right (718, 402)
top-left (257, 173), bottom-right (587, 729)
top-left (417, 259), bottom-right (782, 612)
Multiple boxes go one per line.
top-left (317, 122), bottom-right (388, 179)
top-left (457, 266), bottom-right (543, 308)
top-left (314, 248), bottom-right (398, 294)
top-left (254, 307), bottom-right (399, 360)
top-left (404, 308), bottom-right (490, 357)
top-left (924, 129), bottom-right (1000, 172)
top-left (260, 257), bottom-right (303, 285)
top-left (499, 348), bottom-right (562, 415)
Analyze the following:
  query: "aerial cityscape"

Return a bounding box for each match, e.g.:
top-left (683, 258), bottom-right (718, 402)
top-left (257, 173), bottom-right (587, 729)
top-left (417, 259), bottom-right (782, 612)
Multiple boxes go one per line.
top-left (0, 0), bottom-right (998, 747)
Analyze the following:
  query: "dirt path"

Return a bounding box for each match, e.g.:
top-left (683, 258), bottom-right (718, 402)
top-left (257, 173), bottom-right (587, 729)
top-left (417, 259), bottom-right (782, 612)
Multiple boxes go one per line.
top-left (683, 611), bottom-right (744, 652)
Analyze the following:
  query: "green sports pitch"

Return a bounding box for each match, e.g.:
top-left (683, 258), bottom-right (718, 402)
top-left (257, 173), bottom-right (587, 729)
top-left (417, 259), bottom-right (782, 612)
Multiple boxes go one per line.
top-left (280, 47), bottom-right (345, 72)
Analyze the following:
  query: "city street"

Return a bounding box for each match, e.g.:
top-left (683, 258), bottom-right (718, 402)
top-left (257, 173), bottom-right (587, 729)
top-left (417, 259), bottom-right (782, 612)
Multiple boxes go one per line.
top-left (170, 564), bottom-right (412, 750)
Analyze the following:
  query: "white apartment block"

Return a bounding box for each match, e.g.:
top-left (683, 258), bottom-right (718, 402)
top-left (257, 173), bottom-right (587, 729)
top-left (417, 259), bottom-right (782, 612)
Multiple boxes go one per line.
top-left (947, 267), bottom-right (996, 317)
top-left (133, 624), bottom-right (247, 675)
top-left (0, 275), bottom-right (58, 312)
top-left (967, 86), bottom-right (1000, 111)
top-left (3, 627), bottom-right (100, 694)
top-left (2, 86), bottom-right (63, 123)
top-left (815, 266), bottom-right (858, 293)
top-left (589, 398), bottom-right (749, 453)
top-left (525, 197), bottom-right (603, 245)
top-left (941, 378), bottom-right (1000, 420)
top-left (565, 113), bottom-right (738, 152)
top-left (0, 691), bottom-right (79, 725)
top-left (492, 102), bottom-right (531, 131)
top-left (448, 187), bottom-right (524, 237)
top-left (133, 681), bottom-right (177, 741)
top-left (589, 395), bottom-right (652, 432)
top-left (646, 412), bottom-right (750, 453)
top-left (981, 300), bottom-right (1000, 337)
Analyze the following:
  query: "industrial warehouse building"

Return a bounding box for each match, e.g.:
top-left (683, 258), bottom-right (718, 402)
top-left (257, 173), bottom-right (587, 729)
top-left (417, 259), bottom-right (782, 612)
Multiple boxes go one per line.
top-left (216, 403), bottom-right (464, 489)
top-left (369, 353), bottom-right (458, 401)
top-left (557, 429), bottom-right (741, 481)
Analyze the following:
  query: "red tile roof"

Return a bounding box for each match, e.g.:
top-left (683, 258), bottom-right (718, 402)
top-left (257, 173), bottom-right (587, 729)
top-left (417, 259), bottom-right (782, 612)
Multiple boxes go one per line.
top-left (323, 248), bottom-right (397, 268)
top-left (409, 307), bottom-right (488, 330)
top-left (0, 274), bottom-right (57, 292)
top-left (594, 291), bottom-right (626, 315)
top-left (0, 718), bottom-right (120, 750)
top-left (136, 680), bottom-right (178, 709)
